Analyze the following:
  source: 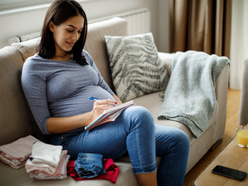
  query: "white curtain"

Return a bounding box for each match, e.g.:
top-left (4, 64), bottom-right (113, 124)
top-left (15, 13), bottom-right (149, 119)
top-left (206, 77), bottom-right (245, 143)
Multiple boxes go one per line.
top-left (230, 0), bottom-right (248, 89)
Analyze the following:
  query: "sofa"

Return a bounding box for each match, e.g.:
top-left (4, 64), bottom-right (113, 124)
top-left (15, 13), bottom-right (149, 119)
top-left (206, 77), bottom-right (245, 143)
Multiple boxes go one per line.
top-left (0, 17), bottom-right (229, 186)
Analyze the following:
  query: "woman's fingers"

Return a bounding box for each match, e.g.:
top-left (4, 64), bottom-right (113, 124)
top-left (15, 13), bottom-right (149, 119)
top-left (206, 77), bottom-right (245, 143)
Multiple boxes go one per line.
top-left (95, 99), bottom-right (117, 105)
top-left (94, 99), bottom-right (117, 109)
top-left (93, 99), bottom-right (117, 112)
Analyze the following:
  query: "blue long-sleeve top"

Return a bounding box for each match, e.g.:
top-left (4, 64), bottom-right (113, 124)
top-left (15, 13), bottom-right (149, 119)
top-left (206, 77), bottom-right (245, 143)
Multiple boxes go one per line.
top-left (21, 50), bottom-right (115, 135)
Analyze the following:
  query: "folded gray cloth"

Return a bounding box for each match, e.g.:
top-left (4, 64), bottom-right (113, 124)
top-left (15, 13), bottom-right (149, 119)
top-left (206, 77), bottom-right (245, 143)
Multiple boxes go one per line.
top-left (158, 51), bottom-right (230, 138)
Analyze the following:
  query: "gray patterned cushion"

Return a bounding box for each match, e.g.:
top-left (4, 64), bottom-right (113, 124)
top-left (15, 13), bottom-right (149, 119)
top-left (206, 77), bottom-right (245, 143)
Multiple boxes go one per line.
top-left (104, 33), bottom-right (169, 102)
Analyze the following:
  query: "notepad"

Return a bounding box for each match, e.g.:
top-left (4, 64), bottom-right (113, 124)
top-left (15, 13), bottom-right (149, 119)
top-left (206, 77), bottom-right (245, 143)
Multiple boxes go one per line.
top-left (85, 100), bottom-right (134, 130)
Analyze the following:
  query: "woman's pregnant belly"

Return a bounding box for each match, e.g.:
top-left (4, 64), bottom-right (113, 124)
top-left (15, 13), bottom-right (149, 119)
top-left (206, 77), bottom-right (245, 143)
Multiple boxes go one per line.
top-left (48, 85), bottom-right (115, 117)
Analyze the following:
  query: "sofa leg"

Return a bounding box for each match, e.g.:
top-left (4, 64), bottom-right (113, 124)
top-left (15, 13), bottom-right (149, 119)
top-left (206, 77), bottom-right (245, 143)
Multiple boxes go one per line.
top-left (209, 137), bottom-right (223, 152)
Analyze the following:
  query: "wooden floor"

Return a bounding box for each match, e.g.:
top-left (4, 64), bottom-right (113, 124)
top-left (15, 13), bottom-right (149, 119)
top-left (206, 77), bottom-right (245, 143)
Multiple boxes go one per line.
top-left (183, 88), bottom-right (241, 186)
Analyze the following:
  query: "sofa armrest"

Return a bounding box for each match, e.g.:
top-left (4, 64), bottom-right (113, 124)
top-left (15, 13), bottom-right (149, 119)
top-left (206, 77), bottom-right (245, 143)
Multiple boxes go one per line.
top-left (239, 56), bottom-right (248, 125)
top-left (158, 52), bottom-right (174, 76)
top-left (214, 63), bottom-right (229, 142)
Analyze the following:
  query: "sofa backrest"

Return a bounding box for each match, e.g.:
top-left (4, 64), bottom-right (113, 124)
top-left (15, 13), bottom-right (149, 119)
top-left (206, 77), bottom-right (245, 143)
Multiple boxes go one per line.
top-left (0, 17), bottom-right (127, 146)
top-left (84, 17), bottom-right (128, 91)
top-left (0, 46), bottom-right (34, 146)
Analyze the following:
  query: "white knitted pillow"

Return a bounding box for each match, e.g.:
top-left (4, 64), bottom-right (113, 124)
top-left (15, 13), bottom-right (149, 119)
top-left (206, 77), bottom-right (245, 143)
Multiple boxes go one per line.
top-left (105, 33), bottom-right (169, 102)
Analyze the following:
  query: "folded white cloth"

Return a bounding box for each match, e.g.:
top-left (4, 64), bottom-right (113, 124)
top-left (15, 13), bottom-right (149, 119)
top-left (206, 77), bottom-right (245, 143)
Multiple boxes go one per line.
top-left (30, 141), bottom-right (63, 168)
top-left (30, 154), bottom-right (70, 180)
top-left (0, 135), bottom-right (39, 169)
top-left (26, 150), bottom-right (67, 174)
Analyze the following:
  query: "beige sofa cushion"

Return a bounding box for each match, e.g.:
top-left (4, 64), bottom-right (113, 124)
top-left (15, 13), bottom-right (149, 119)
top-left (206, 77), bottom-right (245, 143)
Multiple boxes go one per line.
top-left (133, 91), bottom-right (193, 139)
top-left (84, 17), bottom-right (128, 91)
top-left (11, 37), bottom-right (40, 62)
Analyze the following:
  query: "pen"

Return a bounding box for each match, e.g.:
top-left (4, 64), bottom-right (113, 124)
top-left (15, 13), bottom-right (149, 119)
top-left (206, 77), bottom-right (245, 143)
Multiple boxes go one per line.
top-left (89, 97), bottom-right (99, 101)
top-left (89, 97), bottom-right (117, 106)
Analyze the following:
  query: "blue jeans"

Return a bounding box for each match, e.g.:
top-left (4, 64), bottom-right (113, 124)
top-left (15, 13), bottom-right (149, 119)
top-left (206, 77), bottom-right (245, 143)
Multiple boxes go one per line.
top-left (75, 153), bottom-right (106, 178)
top-left (50, 106), bottom-right (190, 186)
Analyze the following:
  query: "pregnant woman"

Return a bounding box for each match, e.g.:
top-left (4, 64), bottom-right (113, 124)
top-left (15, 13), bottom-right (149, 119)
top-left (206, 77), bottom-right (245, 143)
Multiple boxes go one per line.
top-left (21, 0), bottom-right (190, 185)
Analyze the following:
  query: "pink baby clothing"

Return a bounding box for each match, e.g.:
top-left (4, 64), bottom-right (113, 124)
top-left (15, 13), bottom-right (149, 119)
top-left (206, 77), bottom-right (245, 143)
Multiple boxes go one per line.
top-left (0, 135), bottom-right (39, 169)
top-left (0, 154), bottom-right (25, 169)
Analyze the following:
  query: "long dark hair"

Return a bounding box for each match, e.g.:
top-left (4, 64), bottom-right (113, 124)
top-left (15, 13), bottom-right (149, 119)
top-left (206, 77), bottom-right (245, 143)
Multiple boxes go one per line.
top-left (37, 0), bottom-right (88, 66)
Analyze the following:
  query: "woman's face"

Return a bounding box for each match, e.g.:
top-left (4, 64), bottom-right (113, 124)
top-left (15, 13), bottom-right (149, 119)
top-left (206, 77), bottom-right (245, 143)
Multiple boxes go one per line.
top-left (49, 15), bottom-right (84, 57)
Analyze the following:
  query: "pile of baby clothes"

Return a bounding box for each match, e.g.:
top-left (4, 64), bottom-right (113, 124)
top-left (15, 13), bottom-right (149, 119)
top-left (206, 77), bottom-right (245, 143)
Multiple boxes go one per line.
top-left (25, 141), bottom-right (70, 180)
top-left (0, 135), bottom-right (39, 169)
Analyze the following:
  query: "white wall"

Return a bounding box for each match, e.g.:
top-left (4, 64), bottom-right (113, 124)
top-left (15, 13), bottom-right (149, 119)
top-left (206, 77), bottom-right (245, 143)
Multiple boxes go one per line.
top-left (0, 0), bottom-right (170, 52)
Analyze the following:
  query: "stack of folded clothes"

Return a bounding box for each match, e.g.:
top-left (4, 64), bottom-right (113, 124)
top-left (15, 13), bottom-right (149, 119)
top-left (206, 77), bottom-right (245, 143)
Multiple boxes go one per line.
top-left (25, 141), bottom-right (70, 180)
top-left (0, 136), bottom-right (118, 182)
top-left (0, 135), bottom-right (39, 169)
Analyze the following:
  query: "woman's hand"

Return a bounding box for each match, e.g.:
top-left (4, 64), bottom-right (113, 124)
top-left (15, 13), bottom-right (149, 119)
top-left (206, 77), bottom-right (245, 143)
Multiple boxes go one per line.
top-left (47, 98), bottom-right (119, 134)
top-left (89, 99), bottom-right (118, 124)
